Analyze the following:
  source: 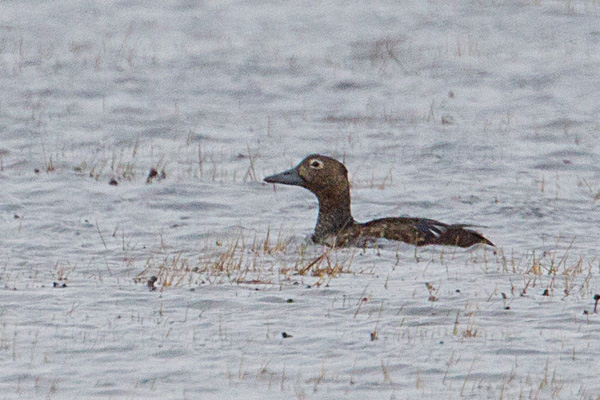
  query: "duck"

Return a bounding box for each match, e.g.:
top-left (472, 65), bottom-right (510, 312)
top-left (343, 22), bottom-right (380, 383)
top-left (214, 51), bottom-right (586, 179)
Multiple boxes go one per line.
top-left (264, 154), bottom-right (494, 248)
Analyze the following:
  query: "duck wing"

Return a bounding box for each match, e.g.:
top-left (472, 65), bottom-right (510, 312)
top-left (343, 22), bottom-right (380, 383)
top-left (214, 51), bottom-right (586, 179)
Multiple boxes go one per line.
top-left (358, 217), bottom-right (494, 248)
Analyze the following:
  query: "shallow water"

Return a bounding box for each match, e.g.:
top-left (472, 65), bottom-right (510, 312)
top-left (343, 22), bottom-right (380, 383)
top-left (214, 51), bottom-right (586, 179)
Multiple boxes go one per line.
top-left (1, 1), bottom-right (600, 398)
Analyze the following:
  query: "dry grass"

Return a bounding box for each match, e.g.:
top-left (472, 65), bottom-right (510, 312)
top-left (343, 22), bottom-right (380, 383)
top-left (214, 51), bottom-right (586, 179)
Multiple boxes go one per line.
top-left (0, 130), bottom-right (265, 185)
top-left (368, 36), bottom-right (408, 74)
top-left (133, 231), bottom-right (358, 290)
top-left (129, 221), bottom-right (596, 299)
top-left (578, 177), bottom-right (600, 203)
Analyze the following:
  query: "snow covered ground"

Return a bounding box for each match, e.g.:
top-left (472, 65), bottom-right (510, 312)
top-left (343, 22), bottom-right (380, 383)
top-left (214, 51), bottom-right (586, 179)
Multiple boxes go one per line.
top-left (1, 0), bottom-right (600, 398)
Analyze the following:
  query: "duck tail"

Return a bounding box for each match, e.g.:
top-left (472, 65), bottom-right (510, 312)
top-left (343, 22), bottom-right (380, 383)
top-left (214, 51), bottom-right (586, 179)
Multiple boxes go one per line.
top-left (442, 226), bottom-right (495, 248)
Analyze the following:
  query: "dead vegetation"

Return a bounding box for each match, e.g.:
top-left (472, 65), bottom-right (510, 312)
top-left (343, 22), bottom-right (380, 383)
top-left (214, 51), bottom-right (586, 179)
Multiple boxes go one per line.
top-left (133, 231), bottom-right (357, 290)
top-left (495, 241), bottom-right (598, 299)
top-left (57, 138), bottom-right (262, 185)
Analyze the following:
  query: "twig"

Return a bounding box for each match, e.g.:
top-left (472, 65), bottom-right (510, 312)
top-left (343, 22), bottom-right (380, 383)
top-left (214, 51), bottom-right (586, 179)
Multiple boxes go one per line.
top-left (95, 219), bottom-right (112, 276)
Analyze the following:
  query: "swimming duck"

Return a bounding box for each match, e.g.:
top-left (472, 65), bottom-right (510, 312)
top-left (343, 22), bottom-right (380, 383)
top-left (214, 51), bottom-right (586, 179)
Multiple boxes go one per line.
top-left (264, 154), bottom-right (494, 248)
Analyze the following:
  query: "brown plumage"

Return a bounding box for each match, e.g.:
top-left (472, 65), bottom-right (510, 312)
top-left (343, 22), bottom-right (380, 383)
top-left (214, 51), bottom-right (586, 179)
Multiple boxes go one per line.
top-left (264, 154), bottom-right (494, 248)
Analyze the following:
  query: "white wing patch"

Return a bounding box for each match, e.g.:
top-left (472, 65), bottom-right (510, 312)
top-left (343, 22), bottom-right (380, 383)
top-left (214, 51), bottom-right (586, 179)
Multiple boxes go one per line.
top-left (417, 221), bottom-right (448, 238)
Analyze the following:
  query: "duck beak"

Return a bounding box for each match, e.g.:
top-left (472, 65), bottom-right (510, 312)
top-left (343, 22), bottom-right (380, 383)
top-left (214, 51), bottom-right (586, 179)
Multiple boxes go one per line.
top-left (264, 167), bottom-right (306, 187)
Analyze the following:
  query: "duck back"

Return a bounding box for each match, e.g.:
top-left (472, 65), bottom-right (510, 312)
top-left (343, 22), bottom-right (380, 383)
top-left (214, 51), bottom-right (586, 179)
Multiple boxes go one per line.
top-left (338, 217), bottom-right (493, 248)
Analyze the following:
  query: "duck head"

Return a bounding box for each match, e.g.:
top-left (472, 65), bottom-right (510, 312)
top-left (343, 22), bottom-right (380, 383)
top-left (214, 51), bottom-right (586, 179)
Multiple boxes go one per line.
top-left (264, 154), bottom-right (354, 241)
top-left (264, 154), bottom-right (350, 199)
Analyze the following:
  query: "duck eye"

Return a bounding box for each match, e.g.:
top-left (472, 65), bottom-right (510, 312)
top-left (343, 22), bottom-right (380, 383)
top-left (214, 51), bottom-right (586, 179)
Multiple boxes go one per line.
top-left (309, 159), bottom-right (324, 169)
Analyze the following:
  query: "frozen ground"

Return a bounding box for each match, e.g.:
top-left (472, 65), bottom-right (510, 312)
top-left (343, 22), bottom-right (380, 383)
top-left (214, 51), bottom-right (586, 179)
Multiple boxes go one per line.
top-left (1, 0), bottom-right (600, 398)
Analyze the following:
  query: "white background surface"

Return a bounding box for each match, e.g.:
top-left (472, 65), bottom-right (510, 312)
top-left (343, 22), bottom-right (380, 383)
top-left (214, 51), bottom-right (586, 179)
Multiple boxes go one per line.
top-left (1, 1), bottom-right (600, 398)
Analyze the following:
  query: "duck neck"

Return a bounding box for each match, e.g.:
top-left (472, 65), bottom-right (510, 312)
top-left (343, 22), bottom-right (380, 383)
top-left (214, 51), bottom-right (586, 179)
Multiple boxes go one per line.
top-left (313, 192), bottom-right (354, 242)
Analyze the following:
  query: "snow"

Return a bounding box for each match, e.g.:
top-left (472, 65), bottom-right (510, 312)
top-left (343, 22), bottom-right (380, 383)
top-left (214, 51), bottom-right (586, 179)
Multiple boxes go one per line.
top-left (1, 0), bottom-right (600, 398)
